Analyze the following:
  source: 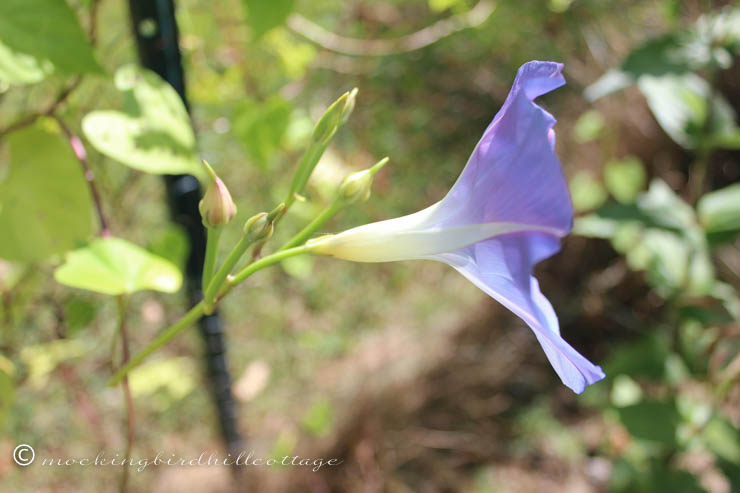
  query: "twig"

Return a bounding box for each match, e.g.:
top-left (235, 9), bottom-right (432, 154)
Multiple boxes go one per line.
top-left (54, 117), bottom-right (110, 237)
top-left (89, 0), bottom-right (102, 46)
top-left (0, 78), bottom-right (81, 138)
top-left (116, 295), bottom-right (135, 493)
top-left (287, 1), bottom-right (495, 56)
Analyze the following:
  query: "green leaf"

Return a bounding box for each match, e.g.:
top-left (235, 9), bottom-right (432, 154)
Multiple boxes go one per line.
top-left (617, 400), bottom-right (680, 446)
top-left (0, 0), bottom-right (102, 80)
top-left (703, 417), bottom-right (740, 464)
top-left (54, 237), bottom-right (182, 295)
top-left (64, 296), bottom-right (97, 335)
top-left (638, 73), bottom-right (740, 150)
top-left (148, 224), bottom-right (190, 273)
top-left (0, 122), bottom-right (93, 262)
top-left (301, 397), bottom-right (334, 437)
top-left (604, 156), bottom-right (646, 204)
top-left (242, 0), bottom-right (295, 38)
top-left (128, 357), bottom-right (195, 410)
top-left (232, 97), bottom-right (292, 169)
top-left (573, 110), bottom-right (605, 143)
top-left (697, 183), bottom-right (740, 238)
top-left (604, 333), bottom-right (670, 380)
top-left (0, 40), bottom-right (52, 85)
top-left (569, 171), bottom-right (607, 213)
top-left (82, 65), bottom-right (203, 179)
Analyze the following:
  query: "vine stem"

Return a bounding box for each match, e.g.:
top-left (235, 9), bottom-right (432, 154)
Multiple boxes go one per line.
top-left (279, 202), bottom-right (342, 251)
top-left (116, 295), bottom-right (134, 493)
top-left (202, 228), bottom-right (222, 294)
top-left (286, 1), bottom-right (495, 56)
top-left (108, 244), bottom-right (313, 386)
top-left (0, 78), bottom-right (81, 138)
top-left (54, 117), bottom-right (110, 237)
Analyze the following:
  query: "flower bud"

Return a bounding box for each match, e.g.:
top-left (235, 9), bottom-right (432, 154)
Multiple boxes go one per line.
top-left (339, 88), bottom-right (358, 125)
top-left (199, 161), bottom-right (236, 228)
top-left (312, 92), bottom-right (348, 145)
top-left (243, 212), bottom-right (269, 240)
top-left (337, 157), bottom-right (389, 205)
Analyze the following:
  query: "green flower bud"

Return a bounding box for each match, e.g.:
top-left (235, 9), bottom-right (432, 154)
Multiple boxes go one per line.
top-left (199, 160), bottom-right (236, 228)
top-left (312, 92), bottom-right (348, 145)
top-left (337, 157), bottom-right (389, 205)
top-left (339, 88), bottom-right (358, 125)
top-left (243, 212), bottom-right (269, 240)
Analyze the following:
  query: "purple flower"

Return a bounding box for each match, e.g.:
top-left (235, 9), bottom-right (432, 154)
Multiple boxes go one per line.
top-left (308, 61), bottom-right (605, 393)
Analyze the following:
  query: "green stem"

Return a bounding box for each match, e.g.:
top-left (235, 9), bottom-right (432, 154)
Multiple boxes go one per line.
top-left (108, 301), bottom-right (205, 386)
top-left (279, 201), bottom-right (342, 251)
top-left (108, 245), bottom-right (313, 386)
top-left (231, 245), bottom-right (312, 286)
top-left (204, 234), bottom-right (255, 310)
top-left (202, 228), bottom-right (222, 292)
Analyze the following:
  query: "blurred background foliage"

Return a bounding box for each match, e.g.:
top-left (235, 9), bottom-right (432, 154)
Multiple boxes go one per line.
top-left (0, 0), bottom-right (739, 492)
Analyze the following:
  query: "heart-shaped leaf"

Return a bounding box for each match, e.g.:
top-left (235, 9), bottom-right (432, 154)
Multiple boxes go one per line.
top-left (0, 122), bottom-right (93, 262)
top-left (0, 0), bottom-right (103, 82)
top-left (82, 65), bottom-right (203, 179)
top-left (54, 237), bottom-right (182, 295)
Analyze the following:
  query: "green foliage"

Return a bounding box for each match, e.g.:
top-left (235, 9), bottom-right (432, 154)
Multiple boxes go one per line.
top-left (575, 179), bottom-right (714, 296)
top-left (127, 357), bottom-right (196, 411)
top-left (0, 122), bottom-right (93, 262)
top-left (604, 156), bottom-right (646, 204)
top-left (617, 400), bottom-right (680, 446)
top-left (697, 183), bottom-right (740, 242)
top-left (147, 225), bottom-right (190, 273)
top-left (569, 171), bottom-right (607, 213)
top-left (233, 97), bottom-right (292, 169)
top-left (0, 0), bottom-right (102, 83)
top-left (301, 397), bottom-right (334, 437)
top-left (242, 0), bottom-right (294, 38)
top-left (573, 110), bottom-right (605, 144)
top-left (0, 41), bottom-right (51, 85)
top-left (54, 237), bottom-right (182, 295)
top-left (63, 296), bottom-right (97, 335)
top-left (82, 65), bottom-right (204, 179)
top-left (638, 73), bottom-right (740, 150)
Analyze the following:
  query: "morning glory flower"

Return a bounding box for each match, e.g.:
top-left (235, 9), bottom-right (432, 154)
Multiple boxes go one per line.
top-left (308, 61), bottom-right (605, 394)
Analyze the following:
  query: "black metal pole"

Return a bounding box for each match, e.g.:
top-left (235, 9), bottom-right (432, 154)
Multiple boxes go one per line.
top-left (127, 0), bottom-right (243, 454)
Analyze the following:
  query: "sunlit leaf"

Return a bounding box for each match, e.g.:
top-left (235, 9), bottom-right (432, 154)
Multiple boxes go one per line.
top-left (0, 122), bottom-right (93, 262)
top-left (638, 73), bottom-right (739, 150)
top-left (703, 417), bottom-right (740, 464)
top-left (573, 110), bottom-right (605, 143)
top-left (604, 156), bottom-right (646, 204)
top-left (569, 171), bottom-right (607, 213)
top-left (20, 339), bottom-right (90, 389)
top-left (0, 40), bottom-right (51, 85)
top-left (128, 357), bottom-right (195, 411)
top-left (698, 183), bottom-right (740, 241)
top-left (0, 0), bottom-right (103, 80)
top-left (54, 237), bottom-right (182, 295)
top-left (82, 65), bottom-right (203, 179)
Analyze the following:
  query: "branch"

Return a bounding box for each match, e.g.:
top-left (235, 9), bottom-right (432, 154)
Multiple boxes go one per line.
top-left (54, 117), bottom-right (110, 237)
top-left (0, 78), bottom-right (81, 138)
top-left (287, 1), bottom-right (495, 56)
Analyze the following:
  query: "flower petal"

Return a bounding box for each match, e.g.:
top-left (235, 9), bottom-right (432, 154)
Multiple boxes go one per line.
top-left (433, 232), bottom-right (605, 394)
top-left (437, 61), bottom-right (572, 236)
